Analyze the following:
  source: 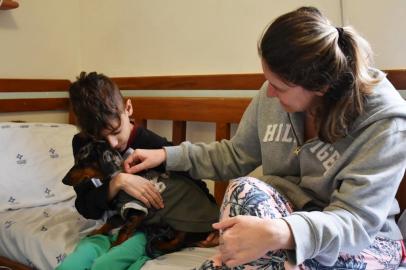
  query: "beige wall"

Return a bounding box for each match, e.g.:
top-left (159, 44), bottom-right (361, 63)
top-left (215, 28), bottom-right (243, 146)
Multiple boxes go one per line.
top-left (0, 0), bottom-right (80, 79)
top-left (79, 0), bottom-right (341, 77)
top-left (1, 1), bottom-right (404, 79)
top-left (342, 0), bottom-right (406, 69)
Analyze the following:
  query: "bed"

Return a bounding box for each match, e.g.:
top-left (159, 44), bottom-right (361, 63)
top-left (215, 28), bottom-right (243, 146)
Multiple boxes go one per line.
top-left (0, 71), bottom-right (405, 270)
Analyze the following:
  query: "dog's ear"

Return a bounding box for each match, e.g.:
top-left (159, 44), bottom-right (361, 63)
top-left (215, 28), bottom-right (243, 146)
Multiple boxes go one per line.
top-left (75, 142), bottom-right (93, 163)
top-left (63, 142), bottom-right (93, 186)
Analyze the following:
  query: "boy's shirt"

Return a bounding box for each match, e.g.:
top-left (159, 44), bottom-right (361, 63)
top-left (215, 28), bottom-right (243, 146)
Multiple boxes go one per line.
top-left (71, 124), bottom-right (172, 220)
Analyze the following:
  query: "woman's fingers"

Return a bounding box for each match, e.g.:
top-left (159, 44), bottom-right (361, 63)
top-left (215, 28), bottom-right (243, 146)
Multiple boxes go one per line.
top-left (124, 149), bottom-right (167, 174)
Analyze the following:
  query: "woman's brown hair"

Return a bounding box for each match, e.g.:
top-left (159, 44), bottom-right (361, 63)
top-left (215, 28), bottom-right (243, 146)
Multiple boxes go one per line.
top-left (259, 6), bottom-right (381, 143)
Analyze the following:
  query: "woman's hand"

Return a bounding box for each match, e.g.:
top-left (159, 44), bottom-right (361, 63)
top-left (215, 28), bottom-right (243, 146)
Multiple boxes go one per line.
top-left (123, 149), bottom-right (167, 174)
top-left (213, 215), bottom-right (294, 267)
top-left (110, 173), bottom-right (164, 209)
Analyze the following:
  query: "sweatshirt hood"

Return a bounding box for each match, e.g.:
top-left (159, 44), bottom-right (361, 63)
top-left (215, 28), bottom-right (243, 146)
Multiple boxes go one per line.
top-left (351, 69), bottom-right (406, 133)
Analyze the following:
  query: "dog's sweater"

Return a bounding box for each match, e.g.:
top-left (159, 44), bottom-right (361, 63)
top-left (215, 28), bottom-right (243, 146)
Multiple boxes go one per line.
top-left (71, 125), bottom-right (218, 233)
top-left (72, 124), bottom-right (171, 219)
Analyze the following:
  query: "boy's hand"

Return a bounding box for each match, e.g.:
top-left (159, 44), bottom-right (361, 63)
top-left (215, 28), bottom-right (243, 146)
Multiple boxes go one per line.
top-left (196, 230), bottom-right (220, 247)
top-left (114, 173), bottom-right (164, 209)
top-left (124, 149), bottom-right (167, 174)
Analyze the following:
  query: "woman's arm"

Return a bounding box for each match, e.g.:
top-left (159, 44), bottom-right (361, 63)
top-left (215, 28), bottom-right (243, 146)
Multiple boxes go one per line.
top-left (284, 120), bottom-right (406, 265)
top-left (125, 84), bottom-right (267, 179)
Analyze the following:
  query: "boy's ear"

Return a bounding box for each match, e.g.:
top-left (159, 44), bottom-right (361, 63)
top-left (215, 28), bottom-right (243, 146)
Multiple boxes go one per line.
top-left (124, 99), bottom-right (133, 116)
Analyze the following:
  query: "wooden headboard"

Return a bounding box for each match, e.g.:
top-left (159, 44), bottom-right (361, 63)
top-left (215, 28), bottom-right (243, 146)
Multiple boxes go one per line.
top-left (0, 70), bottom-right (405, 270)
top-left (0, 71), bottom-right (405, 209)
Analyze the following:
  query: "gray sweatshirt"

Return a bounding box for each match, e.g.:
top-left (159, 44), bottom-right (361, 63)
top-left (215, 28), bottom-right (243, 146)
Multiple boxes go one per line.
top-left (164, 70), bottom-right (406, 266)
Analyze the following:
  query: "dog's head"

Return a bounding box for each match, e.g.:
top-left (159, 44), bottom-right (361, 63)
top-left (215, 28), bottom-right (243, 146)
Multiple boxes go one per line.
top-left (62, 140), bottom-right (123, 186)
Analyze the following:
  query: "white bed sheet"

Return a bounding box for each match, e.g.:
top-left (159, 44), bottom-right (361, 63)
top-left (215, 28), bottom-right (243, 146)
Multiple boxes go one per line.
top-left (1, 202), bottom-right (403, 270)
top-left (0, 196), bottom-right (216, 270)
top-left (0, 197), bottom-right (102, 269)
top-left (142, 246), bottom-right (217, 270)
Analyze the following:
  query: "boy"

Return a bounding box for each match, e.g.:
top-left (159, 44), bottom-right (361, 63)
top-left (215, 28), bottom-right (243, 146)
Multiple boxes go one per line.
top-left (57, 72), bottom-right (218, 270)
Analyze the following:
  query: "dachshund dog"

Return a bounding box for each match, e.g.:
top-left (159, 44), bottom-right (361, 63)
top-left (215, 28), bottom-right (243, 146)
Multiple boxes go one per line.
top-left (62, 140), bottom-right (219, 257)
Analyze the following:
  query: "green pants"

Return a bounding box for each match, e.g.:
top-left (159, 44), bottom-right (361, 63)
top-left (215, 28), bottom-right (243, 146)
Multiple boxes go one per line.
top-left (56, 232), bottom-right (150, 270)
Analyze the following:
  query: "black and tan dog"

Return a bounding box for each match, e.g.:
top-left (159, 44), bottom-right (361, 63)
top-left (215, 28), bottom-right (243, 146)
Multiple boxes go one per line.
top-left (62, 140), bottom-right (219, 257)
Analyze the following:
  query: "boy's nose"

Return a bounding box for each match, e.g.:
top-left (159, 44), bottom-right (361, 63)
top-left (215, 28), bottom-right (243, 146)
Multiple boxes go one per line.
top-left (106, 135), bottom-right (118, 148)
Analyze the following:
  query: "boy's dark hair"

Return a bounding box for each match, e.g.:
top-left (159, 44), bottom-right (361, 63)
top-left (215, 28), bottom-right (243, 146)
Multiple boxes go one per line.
top-left (69, 71), bottom-right (124, 138)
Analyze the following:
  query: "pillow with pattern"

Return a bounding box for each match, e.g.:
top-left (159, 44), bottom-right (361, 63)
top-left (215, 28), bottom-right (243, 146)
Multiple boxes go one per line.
top-left (0, 122), bottom-right (78, 211)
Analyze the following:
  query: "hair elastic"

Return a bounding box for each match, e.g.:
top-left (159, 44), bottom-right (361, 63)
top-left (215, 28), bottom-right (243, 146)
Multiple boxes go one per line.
top-left (336, 27), bottom-right (344, 40)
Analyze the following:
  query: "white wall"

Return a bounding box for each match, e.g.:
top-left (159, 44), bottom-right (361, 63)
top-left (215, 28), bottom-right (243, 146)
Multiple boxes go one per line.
top-left (342, 0), bottom-right (406, 69)
top-left (0, 0), bottom-right (81, 79)
top-left (79, 0), bottom-right (341, 77)
top-left (1, 1), bottom-right (404, 78)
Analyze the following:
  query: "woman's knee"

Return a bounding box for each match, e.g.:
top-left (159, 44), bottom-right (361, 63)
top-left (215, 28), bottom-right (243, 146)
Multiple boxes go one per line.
top-left (221, 176), bottom-right (293, 219)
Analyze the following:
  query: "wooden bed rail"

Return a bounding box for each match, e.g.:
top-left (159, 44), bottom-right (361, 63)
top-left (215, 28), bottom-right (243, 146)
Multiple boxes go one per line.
top-left (0, 78), bottom-right (71, 113)
top-left (0, 70), bottom-right (405, 208)
top-left (0, 70), bottom-right (405, 270)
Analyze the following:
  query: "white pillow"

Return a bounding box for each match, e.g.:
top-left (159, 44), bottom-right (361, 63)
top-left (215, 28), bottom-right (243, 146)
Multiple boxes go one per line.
top-left (0, 122), bottom-right (78, 212)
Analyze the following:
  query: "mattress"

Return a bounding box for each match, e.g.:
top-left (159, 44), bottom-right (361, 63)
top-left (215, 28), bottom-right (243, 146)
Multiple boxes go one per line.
top-left (0, 197), bottom-right (101, 269)
top-left (0, 196), bottom-right (217, 269)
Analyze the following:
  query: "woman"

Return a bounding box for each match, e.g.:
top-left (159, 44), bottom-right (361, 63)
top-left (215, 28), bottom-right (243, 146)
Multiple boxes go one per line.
top-left (124, 6), bottom-right (406, 269)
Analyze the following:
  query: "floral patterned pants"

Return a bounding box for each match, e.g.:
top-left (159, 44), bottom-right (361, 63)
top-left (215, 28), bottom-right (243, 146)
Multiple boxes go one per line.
top-left (198, 177), bottom-right (403, 270)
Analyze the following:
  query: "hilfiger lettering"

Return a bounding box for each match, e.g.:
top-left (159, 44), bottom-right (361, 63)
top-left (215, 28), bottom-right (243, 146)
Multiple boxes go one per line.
top-left (263, 123), bottom-right (294, 143)
top-left (262, 121), bottom-right (340, 171)
top-left (309, 141), bottom-right (340, 171)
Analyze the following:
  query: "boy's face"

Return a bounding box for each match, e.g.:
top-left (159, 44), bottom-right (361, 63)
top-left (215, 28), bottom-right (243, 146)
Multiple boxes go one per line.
top-left (100, 99), bottom-right (133, 152)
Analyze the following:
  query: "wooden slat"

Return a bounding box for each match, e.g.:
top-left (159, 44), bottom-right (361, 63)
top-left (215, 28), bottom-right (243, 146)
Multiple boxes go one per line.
top-left (0, 71), bottom-right (402, 93)
top-left (214, 122), bottom-right (231, 205)
top-left (383, 70), bottom-right (406, 212)
top-left (131, 97), bottom-right (251, 123)
top-left (0, 256), bottom-right (31, 270)
top-left (113, 70), bottom-right (406, 91)
top-left (0, 79), bottom-right (71, 92)
top-left (134, 119), bottom-right (148, 128)
top-left (0, 98), bottom-right (69, 112)
top-left (172, 121), bottom-right (187, 145)
top-left (385, 69), bottom-right (406, 89)
top-left (113, 74), bottom-right (264, 90)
